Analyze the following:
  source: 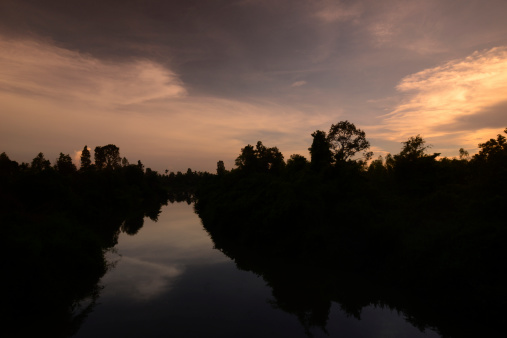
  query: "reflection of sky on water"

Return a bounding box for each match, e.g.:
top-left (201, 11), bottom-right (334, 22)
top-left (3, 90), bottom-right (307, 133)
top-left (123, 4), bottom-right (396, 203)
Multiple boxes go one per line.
top-left (98, 202), bottom-right (228, 301)
top-left (74, 203), bottom-right (440, 338)
top-left (100, 256), bottom-right (182, 300)
top-left (111, 202), bottom-right (229, 266)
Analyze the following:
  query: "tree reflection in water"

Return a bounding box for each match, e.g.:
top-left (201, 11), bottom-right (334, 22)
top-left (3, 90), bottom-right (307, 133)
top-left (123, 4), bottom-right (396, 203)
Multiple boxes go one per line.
top-left (201, 217), bottom-right (503, 338)
top-left (3, 198), bottom-right (172, 337)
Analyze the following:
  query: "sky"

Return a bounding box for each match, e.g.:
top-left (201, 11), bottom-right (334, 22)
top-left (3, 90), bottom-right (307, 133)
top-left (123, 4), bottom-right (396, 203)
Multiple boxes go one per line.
top-left (1, 0), bottom-right (507, 172)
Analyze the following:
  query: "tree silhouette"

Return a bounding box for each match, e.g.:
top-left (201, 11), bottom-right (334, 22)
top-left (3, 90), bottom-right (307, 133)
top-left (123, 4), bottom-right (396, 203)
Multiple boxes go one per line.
top-left (216, 160), bottom-right (226, 175)
top-left (308, 130), bottom-right (333, 170)
top-left (235, 141), bottom-right (285, 173)
top-left (287, 154), bottom-right (308, 172)
top-left (80, 146), bottom-right (91, 170)
top-left (235, 144), bottom-right (257, 172)
top-left (94, 144), bottom-right (121, 170)
top-left (137, 160), bottom-right (144, 171)
top-left (0, 152), bottom-right (19, 176)
top-left (474, 128), bottom-right (507, 162)
top-left (392, 135), bottom-right (439, 191)
top-left (121, 157), bottom-right (129, 167)
top-left (458, 148), bottom-right (470, 161)
top-left (327, 121), bottom-right (372, 163)
top-left (394, 135), bottom-right (431, 161)
top-left (31, 152), bottom-right (51, 172)
top-left (55, 153), bottom-right (76, 175)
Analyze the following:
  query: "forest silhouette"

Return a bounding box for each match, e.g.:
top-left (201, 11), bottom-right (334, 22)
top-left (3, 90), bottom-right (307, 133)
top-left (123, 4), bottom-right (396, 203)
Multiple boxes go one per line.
top-left (2, 123), bottom-right (506, 337)
top-left (195, 122), bottom-right (507, 337)
top-left (0, 145), bottom-right (189, 336)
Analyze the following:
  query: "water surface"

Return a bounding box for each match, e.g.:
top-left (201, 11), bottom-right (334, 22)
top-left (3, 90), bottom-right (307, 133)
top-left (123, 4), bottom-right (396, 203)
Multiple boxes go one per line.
top-left (74, 203), bottom-right (440, 338)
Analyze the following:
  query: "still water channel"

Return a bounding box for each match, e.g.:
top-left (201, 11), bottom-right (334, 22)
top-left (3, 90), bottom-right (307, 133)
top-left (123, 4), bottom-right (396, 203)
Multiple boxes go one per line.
top-left (74, 203), bottom-right (440, 338)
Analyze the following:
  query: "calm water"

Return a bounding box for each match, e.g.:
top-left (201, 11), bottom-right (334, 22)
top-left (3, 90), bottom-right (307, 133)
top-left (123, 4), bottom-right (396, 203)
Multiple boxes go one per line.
top-left (74, 203), bottom-right (440, 338)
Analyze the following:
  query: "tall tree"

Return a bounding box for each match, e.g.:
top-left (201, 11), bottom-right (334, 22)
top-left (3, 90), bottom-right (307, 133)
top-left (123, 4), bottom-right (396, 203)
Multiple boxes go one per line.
top-left (31, 153), bottom-right (51, 172)
top-left (55, 153), bottom-right (76, 175)
top-left (327, 121), bottom-right (372, 163)
top-left (235, 144), bottom-right (258, 172)
top-left (94, 144), bottom-right (121, 170)
top-left (137, 160), bottom-right (144, 171)
top-left (80, 146), bottom-right (91, 170)
top-left (309, 130), bottom-right (333, 170)
top-left (394, 135), bottom-right (431, 161)
top-left (216, 160), bottom-right (226, 175)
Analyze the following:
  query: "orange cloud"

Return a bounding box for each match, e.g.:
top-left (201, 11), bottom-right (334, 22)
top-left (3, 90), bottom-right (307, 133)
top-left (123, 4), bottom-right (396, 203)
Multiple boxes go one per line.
top-left (0, 36), bottom-right (186, 106)
top-left (380, 46), bottom-right (507, 154)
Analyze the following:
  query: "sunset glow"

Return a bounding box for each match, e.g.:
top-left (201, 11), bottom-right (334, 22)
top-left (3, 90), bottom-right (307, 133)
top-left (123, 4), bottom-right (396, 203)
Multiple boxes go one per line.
top-left (1, 0), bottom-right (507, 171)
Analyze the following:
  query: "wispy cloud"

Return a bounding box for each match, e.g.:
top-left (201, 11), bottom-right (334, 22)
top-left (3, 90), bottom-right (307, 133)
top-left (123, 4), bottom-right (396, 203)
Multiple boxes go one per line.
top-left (379, 46), bottom-right (507, 153)
top-left (0, 36), bottom-right (186, 106)
top-left (314, 0), bottom-right (362, 23)
top-left (291, 80), bottom-right (307, 87)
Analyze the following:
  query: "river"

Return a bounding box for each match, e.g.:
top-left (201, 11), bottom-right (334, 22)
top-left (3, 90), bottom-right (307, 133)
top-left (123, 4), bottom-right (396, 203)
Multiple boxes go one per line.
top-left (73, 203), bottom-right (440, 337)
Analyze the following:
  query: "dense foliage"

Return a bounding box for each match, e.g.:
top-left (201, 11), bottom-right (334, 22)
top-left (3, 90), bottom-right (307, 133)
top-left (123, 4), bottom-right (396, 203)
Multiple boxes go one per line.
top-left (1, 146), bottom-right (170, 337)
top-left (195, 124), bottom-right (507, 337)
top-left (3, 125), bottom-right (506, 337)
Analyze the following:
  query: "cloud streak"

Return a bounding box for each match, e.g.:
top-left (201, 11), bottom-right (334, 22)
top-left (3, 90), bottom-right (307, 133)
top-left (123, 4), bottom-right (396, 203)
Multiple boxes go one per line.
top-left (380, 46), bottom-right (507, 153)
top-left (291, 80), bottom-right (307, 87)
top-left (314, 0), bottom-right (362, 23)
top-left (0, 36), bottom-right (186, 106)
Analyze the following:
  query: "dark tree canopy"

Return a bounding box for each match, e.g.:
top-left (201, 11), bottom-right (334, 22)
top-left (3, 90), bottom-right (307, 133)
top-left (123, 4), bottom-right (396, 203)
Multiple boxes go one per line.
top-left (55, 153), bottom-right (76, 175)
top-left (327, 121), bottom-right (372, 162)
top-left (0, 152), bottom-right (19, 176)
top-left (94, 144), bottom-right (121, 170)
top-left (31, 152), bottom-right (51, 172)
top-left (286, 154), bottom-right (308, 172)
top-left (235, 141), bottom-right (285, 173)
top-left (217, 160), bottom-right (226, 175)
top-left (367, 155), bottom-right (387, 176)
top-left (395, 135), bottom-right (432, 161)
top-left (137, 160), bottom-right (145, 171)
top-left (474, 128), bottom-right (507, 162)
top-left (235, 144), bottom-right (256, 170)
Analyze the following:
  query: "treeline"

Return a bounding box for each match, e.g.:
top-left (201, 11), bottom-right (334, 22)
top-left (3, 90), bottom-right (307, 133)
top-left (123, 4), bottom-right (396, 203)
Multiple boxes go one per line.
top-left (0, 144), bottom-right (173, 337)
top-left (162, 168), bottom-right (212, 203)
top-left (195, 122), bottom-right (507, 337)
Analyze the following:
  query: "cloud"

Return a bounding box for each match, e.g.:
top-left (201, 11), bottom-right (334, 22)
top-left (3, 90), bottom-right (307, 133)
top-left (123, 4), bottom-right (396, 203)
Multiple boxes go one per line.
top-left (0, 35), bottom-right (333, 172)
top-left (291, 80), bottom-right (307, 87)
top-left (73, 146), bottom-right (91, 166)
top-left (314, 1), bottom-right (362, 23)
top-left (369, 22), bottom-right (394, 45)
top-left (379, 46), bottom-right (507, 153)
top-left (0, 36), bottom-right (186, 106)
